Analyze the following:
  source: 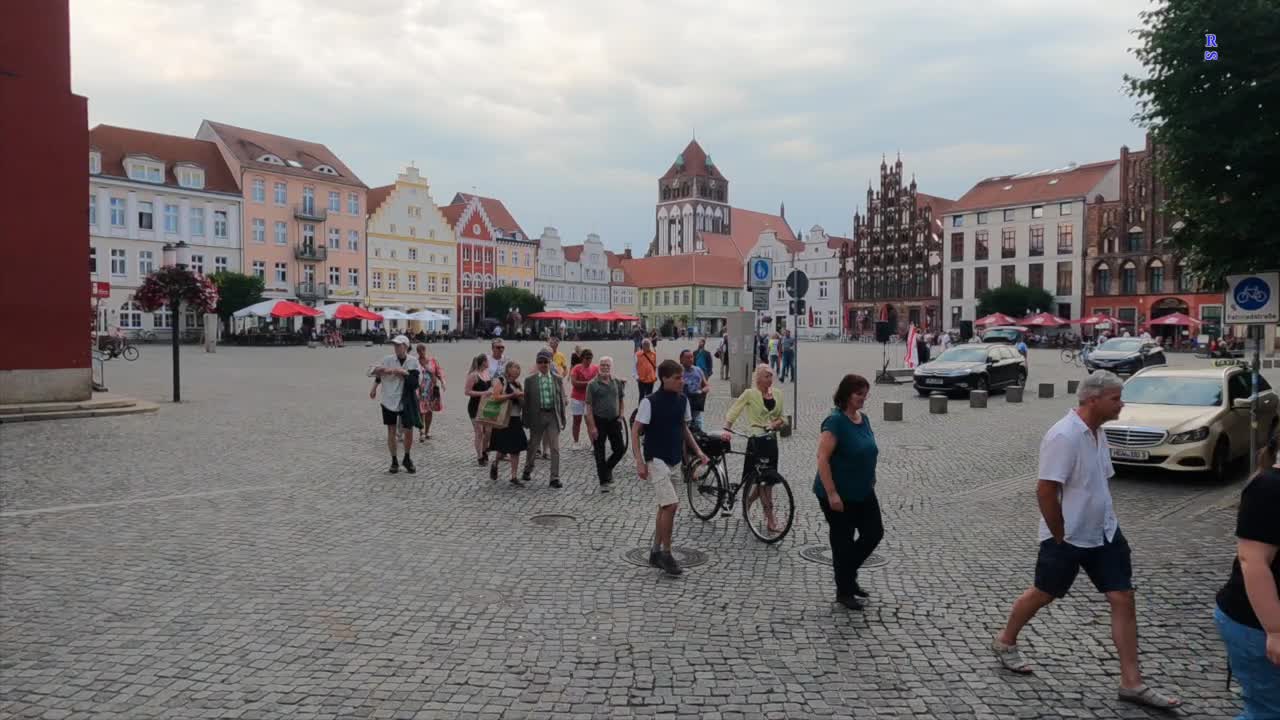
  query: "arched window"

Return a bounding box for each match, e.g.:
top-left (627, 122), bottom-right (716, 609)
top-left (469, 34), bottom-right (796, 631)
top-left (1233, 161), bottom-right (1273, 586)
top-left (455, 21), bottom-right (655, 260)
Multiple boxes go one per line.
top-left (1120, 261), bottom-right (1137, 295)
top-left (120, 300), bottom-right (143, 328)
top-left (1147, 259), bottom-right (1165, 294)
top-left (461, 273), bottom-right (471, 289)
top-left (1094, 263), bottom-right (1111, 295)
top-left (154, 304), bottom-right (172, 329)
top-left (1176, 261), bottom-right (1193, 292)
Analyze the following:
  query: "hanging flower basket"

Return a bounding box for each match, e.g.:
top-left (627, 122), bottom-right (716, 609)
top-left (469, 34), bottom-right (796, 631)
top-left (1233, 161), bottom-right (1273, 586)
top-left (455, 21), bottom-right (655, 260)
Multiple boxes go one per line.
top-left (134, 266), bottom-right (219, 314)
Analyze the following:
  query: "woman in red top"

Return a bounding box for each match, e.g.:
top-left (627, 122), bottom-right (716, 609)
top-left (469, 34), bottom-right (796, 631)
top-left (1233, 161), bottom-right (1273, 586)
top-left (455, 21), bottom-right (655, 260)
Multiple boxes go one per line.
top-left (414, 344), bottom-right (446, 441)
top-left (569, 348), bottom-right (598, 449)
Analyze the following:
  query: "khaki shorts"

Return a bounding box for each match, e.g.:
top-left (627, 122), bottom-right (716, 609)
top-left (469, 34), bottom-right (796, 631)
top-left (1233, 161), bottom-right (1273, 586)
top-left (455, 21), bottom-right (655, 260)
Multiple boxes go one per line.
top-left (647, 458), bottom-right (680, 507)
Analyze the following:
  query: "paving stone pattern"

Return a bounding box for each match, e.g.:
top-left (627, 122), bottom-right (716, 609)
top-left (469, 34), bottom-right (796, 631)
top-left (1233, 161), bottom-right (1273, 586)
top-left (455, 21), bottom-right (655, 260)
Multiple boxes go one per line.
top-left (2, 339), bottom-right (1274, 719)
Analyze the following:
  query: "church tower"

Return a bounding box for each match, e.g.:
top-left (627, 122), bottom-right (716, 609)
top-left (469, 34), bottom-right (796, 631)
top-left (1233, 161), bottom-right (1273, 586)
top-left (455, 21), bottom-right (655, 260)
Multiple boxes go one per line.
top-left (654, 139), bottom-right (731, 256)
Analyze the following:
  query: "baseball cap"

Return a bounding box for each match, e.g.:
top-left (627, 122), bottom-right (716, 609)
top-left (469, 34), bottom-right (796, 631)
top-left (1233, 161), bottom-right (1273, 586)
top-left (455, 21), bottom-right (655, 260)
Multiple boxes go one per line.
top-left (391, 335), bottom-right (411, 346)
top-left (536, 349), bottom-right (553, 362)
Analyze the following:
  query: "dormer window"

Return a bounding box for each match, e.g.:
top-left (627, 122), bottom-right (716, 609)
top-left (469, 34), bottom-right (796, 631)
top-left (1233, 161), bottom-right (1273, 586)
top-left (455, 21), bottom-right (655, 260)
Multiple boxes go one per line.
top-left (285, 159), bottom-right (303, 168)
top-left (314, 164), bottom-right (338, 176)
top-left (126, 156), bottom-right (164, 183)
top-left (89, 151), bottom-right (101, 175)
top-left (256, 154), bottom-right (284, 165)
top-left (176, 164), bottom-right (205, 189)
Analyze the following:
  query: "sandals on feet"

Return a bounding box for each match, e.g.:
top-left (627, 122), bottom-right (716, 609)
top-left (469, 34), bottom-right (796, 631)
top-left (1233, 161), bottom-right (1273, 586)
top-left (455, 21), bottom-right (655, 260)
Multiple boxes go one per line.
top-left (991, 639), bottom-right (1034, 674)
top-left (1118, 684), bottom-right (1182, 710)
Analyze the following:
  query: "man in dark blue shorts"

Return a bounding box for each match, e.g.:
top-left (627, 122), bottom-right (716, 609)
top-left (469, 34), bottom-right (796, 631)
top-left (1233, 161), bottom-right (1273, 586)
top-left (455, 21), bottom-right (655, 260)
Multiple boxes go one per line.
top-left (991, 372), bottom-right (1182, 711)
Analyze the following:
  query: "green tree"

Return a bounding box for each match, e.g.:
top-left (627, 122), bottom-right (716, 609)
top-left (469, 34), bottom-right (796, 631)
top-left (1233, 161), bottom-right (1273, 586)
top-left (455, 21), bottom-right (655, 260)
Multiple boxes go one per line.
top-left (976, 283), bottom-right (1055, 319)
top-left (1125, 0), bottom-right (1280, 278)
top-left (209, 271), bottom-right (264, 325)
top-left (483, 286), bottom-right (545, 319)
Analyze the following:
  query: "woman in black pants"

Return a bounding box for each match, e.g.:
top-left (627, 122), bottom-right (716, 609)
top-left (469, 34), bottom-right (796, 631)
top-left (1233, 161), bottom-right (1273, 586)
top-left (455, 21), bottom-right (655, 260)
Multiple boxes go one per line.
top-left (814, 373), bottom-right (883, 610)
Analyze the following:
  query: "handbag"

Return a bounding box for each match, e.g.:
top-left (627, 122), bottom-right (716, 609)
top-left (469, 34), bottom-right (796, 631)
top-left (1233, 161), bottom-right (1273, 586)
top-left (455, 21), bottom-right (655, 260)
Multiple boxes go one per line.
top-left (687, 391), bottom-right (706, 413)
top-left (476, 396), bottom-right (511, 429)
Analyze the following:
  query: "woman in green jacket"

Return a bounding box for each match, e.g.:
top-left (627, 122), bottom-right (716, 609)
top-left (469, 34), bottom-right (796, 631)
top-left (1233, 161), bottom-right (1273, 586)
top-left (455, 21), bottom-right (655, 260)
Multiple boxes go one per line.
top-left (722, 363), bottom-right (787, 533)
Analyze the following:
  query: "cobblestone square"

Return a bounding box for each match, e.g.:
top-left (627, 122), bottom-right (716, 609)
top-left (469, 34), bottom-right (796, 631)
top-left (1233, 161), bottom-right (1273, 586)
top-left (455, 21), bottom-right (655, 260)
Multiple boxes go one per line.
top-left (2, 338), bottom-right (1272, 719)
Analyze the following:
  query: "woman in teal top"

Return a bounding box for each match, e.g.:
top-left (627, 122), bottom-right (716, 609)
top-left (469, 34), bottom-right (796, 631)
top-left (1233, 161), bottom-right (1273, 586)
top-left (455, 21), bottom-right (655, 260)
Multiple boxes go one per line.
top-left (814, 373), bottom-right (882, 611)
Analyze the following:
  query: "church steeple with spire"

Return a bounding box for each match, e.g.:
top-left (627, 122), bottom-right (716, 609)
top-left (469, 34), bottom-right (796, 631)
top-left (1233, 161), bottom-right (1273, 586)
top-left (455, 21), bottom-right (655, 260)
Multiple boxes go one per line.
top-left (655, 139), bottom-right (731, 256)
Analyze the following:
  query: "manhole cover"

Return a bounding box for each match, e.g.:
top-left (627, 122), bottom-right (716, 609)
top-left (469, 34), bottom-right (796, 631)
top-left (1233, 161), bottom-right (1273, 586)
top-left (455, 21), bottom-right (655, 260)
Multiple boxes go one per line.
top-left (623, 546), bottom-right (709, 568)
top-left (459, 589), bottom-right (505, 605)
top-left (899, 444), bottom-right (935, 451)
top-left (798, 545), bottom-right (888, 569)
top-left (530, 513), bottom-right (578, 527)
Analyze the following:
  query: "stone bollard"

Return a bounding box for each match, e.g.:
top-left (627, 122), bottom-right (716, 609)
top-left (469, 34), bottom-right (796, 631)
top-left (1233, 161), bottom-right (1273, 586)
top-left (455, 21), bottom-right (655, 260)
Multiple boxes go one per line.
top-left (307, 341), bottom-right (318, 349)
top-left (1007, 385), bottom-right (1024, 403)
top-left (929, 393), bottom-right (948, 414)
top-left (883, 401), bottom-right (904, 422)
top-left (1038, 382), bottom-right (1055, 399)
top-left (1067, 379), bottom-right (1080, 394)
top-left (970, 390), bottom-right (989, 408)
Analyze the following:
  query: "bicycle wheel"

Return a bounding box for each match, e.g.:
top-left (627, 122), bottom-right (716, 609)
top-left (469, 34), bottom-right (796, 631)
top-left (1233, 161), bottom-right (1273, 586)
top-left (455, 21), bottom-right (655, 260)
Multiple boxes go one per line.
top-left (741, 471), bottom-right (795, 544)
top-left (686, 459), bottom-right (725, 521)
top-left (123, 346), bottom-right (140, 361)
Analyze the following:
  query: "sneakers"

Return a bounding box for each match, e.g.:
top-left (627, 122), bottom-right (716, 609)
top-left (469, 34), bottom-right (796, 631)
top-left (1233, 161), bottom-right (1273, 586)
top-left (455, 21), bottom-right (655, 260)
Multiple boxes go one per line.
top-left (648, 549), bottom-right (661, 567)
top-left (655, 551), bottom-right (683, 576)
top-left (489, 461), bottom-right (499, 481)
top-left (549, 479), bottom-right (564, 489)
top-left (388, 457), bottom-right (399, 474)
top-left (835, 595), bottom-right (864, 611)
top-left (402, 455), bottom-right (416, 474)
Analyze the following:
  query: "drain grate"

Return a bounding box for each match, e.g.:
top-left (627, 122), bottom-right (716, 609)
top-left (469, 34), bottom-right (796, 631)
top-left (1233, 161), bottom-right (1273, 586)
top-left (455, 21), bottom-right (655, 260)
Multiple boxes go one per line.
top-left (798, 544), bottom-right (888, 569)
top-left (529, 513), bottom-right (578, 527)
top-left (623, 546), bottom-right (709, 568)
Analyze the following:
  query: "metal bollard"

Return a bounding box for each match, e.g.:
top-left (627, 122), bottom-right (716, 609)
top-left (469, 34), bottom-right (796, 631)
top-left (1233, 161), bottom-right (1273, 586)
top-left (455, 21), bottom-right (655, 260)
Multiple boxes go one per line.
top-left (970, 390), bottom-right (988, 408)
top-left (929, 393), bottom-right (948, 414)
top-left (1007, 386), bottom-right (1024, 403)
top-left (1039, 382), bottom-right (1055, 399)
top-left (883, 401), bottom-right (904, 422)
top-left (1067, 379), bottom-right (1080, 394)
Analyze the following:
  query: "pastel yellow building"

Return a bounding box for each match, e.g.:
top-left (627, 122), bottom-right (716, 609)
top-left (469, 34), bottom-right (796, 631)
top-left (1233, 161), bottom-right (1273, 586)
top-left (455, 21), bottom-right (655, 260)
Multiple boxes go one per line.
top-left (366, 165), bottom-right (457, 330)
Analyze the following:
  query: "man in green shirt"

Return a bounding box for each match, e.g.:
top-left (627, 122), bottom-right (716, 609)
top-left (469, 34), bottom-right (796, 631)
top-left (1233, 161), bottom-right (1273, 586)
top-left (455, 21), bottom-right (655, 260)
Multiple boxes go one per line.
top-left (522, 350), bottom-right (567, 488)
top-left (585, 356), bottom-right (626, 490)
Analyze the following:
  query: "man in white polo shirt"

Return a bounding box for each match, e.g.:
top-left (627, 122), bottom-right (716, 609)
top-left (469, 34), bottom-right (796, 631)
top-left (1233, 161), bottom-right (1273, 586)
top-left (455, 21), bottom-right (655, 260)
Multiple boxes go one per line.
top-left (991, 371), bottom-right (1182, 710)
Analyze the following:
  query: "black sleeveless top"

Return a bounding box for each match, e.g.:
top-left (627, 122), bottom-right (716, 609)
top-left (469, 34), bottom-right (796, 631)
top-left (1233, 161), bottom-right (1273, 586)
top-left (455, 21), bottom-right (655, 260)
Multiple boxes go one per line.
top-left (467, 375), bottom-right (492, 419)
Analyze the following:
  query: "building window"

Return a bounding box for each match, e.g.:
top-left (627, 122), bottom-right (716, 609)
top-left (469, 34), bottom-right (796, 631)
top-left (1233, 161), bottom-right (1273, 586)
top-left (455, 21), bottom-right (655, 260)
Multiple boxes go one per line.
top-left (161, 204), bottom-right (178, 233)
top-left (1176, 263), bottom-right (1193, 292)
top-left (273, 221), bottom-right (286, 245)
top-left (215, 256), bottom-right (228, 273)
top-left (274, 182), bottom-right (287, 205)
top-left (818, 281), bottom-right (829, 298)
top-left (373, 247), bottom-right (381, 258)
top-left (1059, 202), bottom-right (1072, 216)
top-left (1148, 261), bottom-right (1165, 293)
top-left (388, 272), bottom-right (398, 290)
top-left (119, 301), bottom-right (143, 328)
top-left (253, 218), bottom-right (266, 243)
top-left (462, 246), bottom-right (470, 261)
top-left (252, 260), bottom-right (265, 279)
top-left (213, 211), bottom-right (228, 239)
top-left (498, 248), bottom-right (505, 265)
top-left (1001, 265), bottom-right (1016, 287)
top-left (177, 168), bottom-right (204, 189)
top-left (441, 276), bottom-right (450, 293)
top-left (1031, 205), bottom-right (1044, 219)
top-left (153, 305), bottom-right (172, 329)
top-left (348, 193), bottom-right (359, 215)
top-left (190, 208), bottom-right (205, 236)
top-left (89, 152), bottom-right (101, 174)
top-left (976, 211), bottom-right (989, 225)
top-left (111, 249), bottom-right (127, 276)
top-left (975, 267), bottom-right (989, 294)
top-left (302, 224), bottom-right (315, 248)
top-left (698, 289), bottom-right (705, 305)
top-left (329, 266), bottom-right (341, 286)
top-left (1056, 224), bottom-right (1074, 254)
top-left (995, 228), bottom-right (1012, 259)
top-left (1056, 261), bottom-right (1073, 296)
top-left (952, 215), bottom-right (963, 227)
top-left (129, 163), bottom-right (163, 183)
top-left (1125, 230), bottom-right (1144, 252)
top-left (348, 230), bottom-right (359, 251)
top-left (1094, 264), bottom-right (1110, 295)
top-left (136, 202), bottom-right (154, 230)
top-left (390, 223), bottom-right (397, 234)
top-left (347, 268), bottom-right (358, 287)
top-left (328, 228), bottom-right (340, 249)
top-left (89, 246), bottom-right (97, 274)
top-left (975, 232), bottom-right (989, 261)
top-left (1029, 263), bottom-right (1045, 290)
top-left (950, 269), bottom-right (963, 299)
top-left (89, 195), bottom-right (97, 226)
top-left (302, 187), bottom-right (315, 213)
top-left (189, 254), bottom-right (204, 274)
top-left (252, 179), bottom-right (265, 203)
top-left (328, 191), bottom-right (340, 212)
top-left (1121, 262), bottom-right (1137, 294)
top-left (389, 249), bottom-right (396, 259)
top-left (1003, 209), bottom-right (1015, 222)
top-left (110, 198), bottom-right (126, 227)
top-left (1029, 225), bottom-right (1044, 257)
top-left (426, 274), bottom-right (437, 293)
top-left (950, 232), bottom-right (965, 262)
top-left (408, 273), bottom-right (417, 291)
top-left (137, 250), bottom-right (154, 275)
top-left (274, 263), bottom-right (287, 283)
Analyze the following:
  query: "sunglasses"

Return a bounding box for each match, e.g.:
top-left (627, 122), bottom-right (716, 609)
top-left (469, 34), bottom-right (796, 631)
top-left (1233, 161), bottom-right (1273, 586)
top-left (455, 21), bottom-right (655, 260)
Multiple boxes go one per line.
top-left (537, 359), bottom-right (549, 364)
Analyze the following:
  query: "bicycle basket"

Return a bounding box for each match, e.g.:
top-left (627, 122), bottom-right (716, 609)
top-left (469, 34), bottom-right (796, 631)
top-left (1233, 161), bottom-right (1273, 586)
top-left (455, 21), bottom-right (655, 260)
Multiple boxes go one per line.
top-left (695, 431), bottom-right (730, 458)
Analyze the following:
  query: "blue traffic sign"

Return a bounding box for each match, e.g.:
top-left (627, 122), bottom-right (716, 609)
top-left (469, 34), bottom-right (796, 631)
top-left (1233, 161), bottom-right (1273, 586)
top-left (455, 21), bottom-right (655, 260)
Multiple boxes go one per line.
top-left (748, 257), bottom-right (772, 289)
top-left (1234, 277), bottom-right (1270, 311)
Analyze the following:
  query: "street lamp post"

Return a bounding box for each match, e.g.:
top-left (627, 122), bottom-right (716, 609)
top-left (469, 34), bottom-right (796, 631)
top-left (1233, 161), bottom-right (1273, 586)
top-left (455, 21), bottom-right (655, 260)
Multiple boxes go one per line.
top-left (161, 241), bottom-right (190, 402)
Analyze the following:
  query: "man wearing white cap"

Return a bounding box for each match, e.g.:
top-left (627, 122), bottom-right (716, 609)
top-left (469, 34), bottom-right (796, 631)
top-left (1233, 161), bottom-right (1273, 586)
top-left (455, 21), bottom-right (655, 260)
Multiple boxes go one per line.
top-left (370, 334), bottom-right (421, 474)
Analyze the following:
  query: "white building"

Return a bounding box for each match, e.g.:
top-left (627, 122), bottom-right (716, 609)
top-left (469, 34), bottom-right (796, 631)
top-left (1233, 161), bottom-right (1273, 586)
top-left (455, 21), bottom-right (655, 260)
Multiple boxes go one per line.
top-left (762, 225), bottom-right (846, 338)
top-left (942, 161), bottom-right (1118, 328)
top-left (534, 228), bottom-right (611, 312)
top-left (88, 125), bottom-right (242, 335)
top-left (366, 165), bottom-right (457, 329)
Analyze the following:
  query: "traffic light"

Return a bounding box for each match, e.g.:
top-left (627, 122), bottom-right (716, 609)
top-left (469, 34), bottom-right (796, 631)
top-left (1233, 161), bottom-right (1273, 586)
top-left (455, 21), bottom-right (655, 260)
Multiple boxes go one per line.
top-left (789, 300), bottom-right (806, 315)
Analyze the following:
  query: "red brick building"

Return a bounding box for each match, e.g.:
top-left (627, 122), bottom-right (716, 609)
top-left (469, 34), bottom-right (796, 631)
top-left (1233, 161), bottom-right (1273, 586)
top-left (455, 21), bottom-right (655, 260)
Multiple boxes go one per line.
top-left (1083, 134), bottom-right (1223, 339)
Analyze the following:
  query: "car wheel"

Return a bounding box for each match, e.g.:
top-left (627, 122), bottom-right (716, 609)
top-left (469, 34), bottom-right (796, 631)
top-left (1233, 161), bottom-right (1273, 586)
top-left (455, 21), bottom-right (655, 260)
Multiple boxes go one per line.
top-left (972, 375), bottom-right (988, 394)
top-left (1016, 369), bottom-right (1027, 387)
top-left (916, 388), bottom-right (932, 397)
top-left (1210, 436), bottom-right (1231, 482)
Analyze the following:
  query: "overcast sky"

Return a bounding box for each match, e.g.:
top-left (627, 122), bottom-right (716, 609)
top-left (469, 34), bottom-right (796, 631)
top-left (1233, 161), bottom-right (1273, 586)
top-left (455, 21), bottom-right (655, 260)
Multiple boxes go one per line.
top-left (72, 0), bottom-right (1152, 251)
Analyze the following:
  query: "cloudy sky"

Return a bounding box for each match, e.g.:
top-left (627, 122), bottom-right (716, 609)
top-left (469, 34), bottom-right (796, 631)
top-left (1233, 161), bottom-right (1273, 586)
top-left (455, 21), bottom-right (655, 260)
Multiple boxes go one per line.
top-left (72, 0), bottom-right (1152, 251)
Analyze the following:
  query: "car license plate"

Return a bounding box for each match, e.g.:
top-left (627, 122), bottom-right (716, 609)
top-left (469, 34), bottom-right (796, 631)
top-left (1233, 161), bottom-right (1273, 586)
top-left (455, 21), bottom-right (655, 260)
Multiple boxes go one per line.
top-left (1111, 448), bottom-right (1149, 460)
top-left (925, 378), bottom-right (943, 385)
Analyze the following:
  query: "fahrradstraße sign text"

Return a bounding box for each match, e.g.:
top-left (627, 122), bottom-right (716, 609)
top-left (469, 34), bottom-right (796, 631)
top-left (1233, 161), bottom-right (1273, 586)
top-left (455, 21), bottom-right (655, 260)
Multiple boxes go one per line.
top-left (1225, 272), bottom-right (1279, 324)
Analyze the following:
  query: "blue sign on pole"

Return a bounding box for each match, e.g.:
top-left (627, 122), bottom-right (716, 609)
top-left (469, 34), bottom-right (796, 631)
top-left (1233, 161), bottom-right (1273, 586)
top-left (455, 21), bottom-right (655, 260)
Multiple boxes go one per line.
top-left (748, 257), bottom-right (772, 289)
top-left (1226, 272), bottom-right (1279, 324)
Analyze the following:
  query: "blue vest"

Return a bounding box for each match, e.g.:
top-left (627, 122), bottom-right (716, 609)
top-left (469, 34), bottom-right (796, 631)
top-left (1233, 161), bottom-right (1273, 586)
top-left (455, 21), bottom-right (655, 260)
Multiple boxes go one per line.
top-left (643, 390), bottom-right (687, 467)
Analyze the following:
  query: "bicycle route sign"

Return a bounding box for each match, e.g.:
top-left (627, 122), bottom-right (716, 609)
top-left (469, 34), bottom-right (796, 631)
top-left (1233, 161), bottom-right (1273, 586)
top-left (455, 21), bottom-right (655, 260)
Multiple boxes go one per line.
top-left (1225, 272), bottom-right (1279, 324)
top-left (748, 257), bottom-right (772, 290)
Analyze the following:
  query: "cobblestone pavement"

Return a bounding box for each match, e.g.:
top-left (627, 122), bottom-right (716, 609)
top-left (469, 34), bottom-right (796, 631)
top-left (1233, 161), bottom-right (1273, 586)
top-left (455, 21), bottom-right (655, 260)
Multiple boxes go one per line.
top-left (2, 338), bottom-right (1274, 719)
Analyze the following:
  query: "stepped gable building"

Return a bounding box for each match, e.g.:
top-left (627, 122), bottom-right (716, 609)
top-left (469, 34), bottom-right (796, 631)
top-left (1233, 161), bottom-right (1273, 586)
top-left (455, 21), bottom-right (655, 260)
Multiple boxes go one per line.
top-left (836, 154), bottom-right (952, 336)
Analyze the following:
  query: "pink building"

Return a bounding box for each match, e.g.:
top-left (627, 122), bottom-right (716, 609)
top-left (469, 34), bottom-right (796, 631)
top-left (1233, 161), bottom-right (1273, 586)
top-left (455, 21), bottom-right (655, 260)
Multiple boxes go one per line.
top-left (197, 121), bottom-right (368, 314)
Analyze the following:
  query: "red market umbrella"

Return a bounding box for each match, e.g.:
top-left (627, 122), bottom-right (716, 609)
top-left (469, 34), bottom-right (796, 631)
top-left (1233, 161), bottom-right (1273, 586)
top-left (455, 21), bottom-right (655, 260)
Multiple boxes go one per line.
top-left (1072, 313), bottom-right (1117, 326)
top-left (596, 310), bottom-right (639, 322)
top-left (324, 303), bottom-right (382, 321)
top-left (975, 312), bottom-right (1015, 327)
top-left (1019, 312), bottom-right (1070, 328)
top-left (529, 310), bottom-right (570, 320)
top-left (1146, 312), bottom-right (1201, 327)
top-left (233, 299), bottom-right (323, 319)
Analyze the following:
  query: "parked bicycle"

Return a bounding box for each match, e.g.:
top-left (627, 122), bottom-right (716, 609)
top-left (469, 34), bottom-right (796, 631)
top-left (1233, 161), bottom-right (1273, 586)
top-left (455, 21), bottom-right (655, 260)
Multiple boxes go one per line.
top-left (1060, 342), bottom-right (1093, 367)
top-left (685, 427), bottom-right (795, 543)
top-left (102, 337), bottom-right (139, 361)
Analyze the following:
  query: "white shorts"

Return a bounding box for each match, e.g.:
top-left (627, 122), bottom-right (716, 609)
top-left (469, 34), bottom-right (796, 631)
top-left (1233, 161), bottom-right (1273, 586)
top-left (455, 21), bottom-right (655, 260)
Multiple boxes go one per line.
top-left (647, 458), bottom-right (680, 508)
top-left (570, 398), bottom-right (586, 416)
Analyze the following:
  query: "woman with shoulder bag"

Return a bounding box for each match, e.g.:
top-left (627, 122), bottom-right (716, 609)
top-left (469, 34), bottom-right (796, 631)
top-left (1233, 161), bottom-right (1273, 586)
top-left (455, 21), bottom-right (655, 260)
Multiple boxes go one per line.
top-left (722, 363), bottom-right (786, 533)
top-left (487, 362), bottom-right (529, 486)
top-left (415, 344), bottom-right (446, 441)
top-left (636, 338), bottom-right (657, 402)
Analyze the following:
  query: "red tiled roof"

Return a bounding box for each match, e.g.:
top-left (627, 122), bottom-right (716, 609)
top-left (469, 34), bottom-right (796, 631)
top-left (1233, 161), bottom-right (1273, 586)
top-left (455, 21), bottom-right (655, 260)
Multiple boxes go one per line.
top-left (621, 254), bottom-right (743, 289)
top-left (605, 251), bottom-right (636, 284)
top-left (440, 202), bottom-right (467, 228)
top-left (89, 125), bottom-right (240, 194)
top-left (450, 193), bottom-right (526, 239)
top-left (198, 120), bottom-right (366, 188)
top-left (699, 207), bottom-right (802, 260)
top-left (948, 160), bottom-right (1115, 214)
top-left (366, 184), bottom-right (394, 215)
top-left (661, 139), bottom-right (725, 181)
top-left (826, 234), bottom-right (853, 251)
top-left (561, 245), bottom-right (584, 262)
top-left (917, 192), bottom-right (955, 219)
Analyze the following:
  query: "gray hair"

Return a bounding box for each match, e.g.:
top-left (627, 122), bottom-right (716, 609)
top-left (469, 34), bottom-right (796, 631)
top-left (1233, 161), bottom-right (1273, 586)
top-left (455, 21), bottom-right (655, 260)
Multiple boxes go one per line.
top-left (598, 355), bottom-right (614, 366)
top-left (641, 338), bottom-right (652, 350)
top-left (1078, 371), bottom-right (1123, 403)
